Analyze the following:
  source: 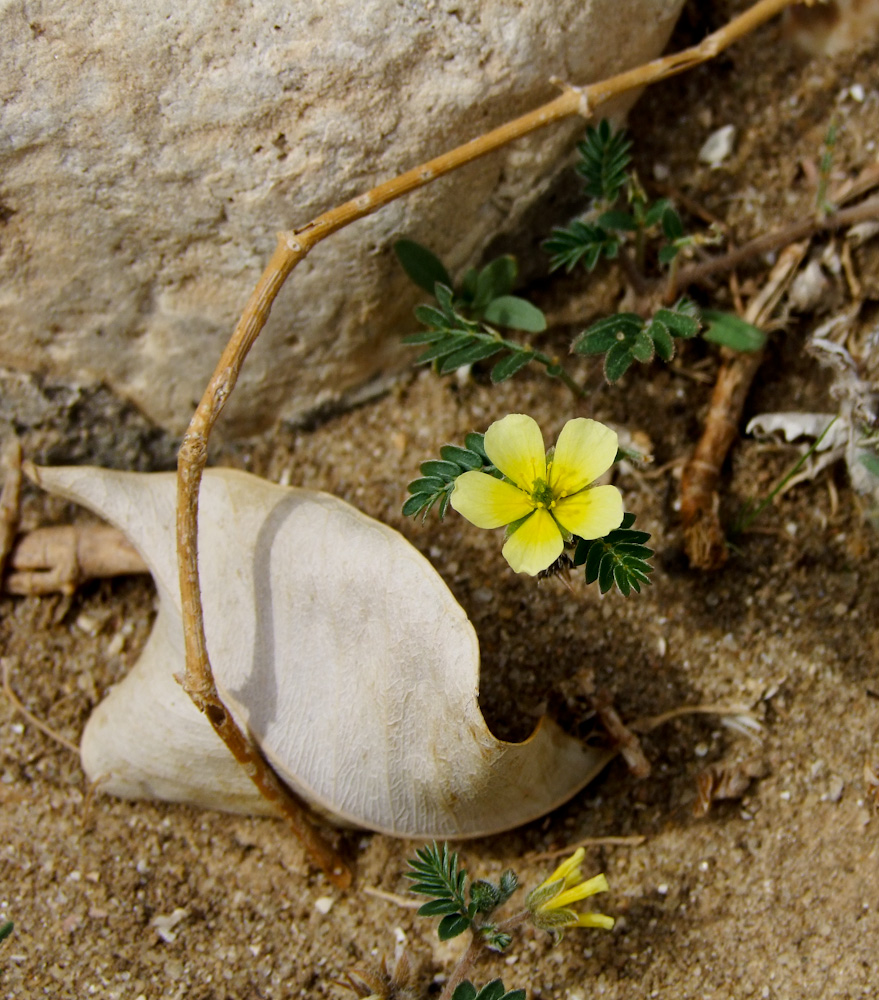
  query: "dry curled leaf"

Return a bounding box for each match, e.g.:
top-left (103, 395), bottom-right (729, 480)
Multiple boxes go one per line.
top-left (693, 757), bottom-right (767, 817)
top-left (29, 464), bottom-right (613, 838)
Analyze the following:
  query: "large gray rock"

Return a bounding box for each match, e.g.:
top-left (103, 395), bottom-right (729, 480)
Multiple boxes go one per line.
top-left (0, 0), bottom-right (684, 437)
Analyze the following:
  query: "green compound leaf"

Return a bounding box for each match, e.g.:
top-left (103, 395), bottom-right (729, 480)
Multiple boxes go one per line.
top-left (407, 842), bottom-right (468, 902)
top-left (573, 512), bottom-right (654, 596)
top-left (576, 118), bottom-right (633, 204)
top-left (701, 309), bottom-right (767, 352)
top-left (395, 239), bottom-right (453, 295)
top-left (574, 301), bottom-right (702, 382)
top-left (482, 295), bottom-right (547, 333)
top-left (0, 920), bottom-right (12, 944)
top-left (543, 221), bottom-right (619, 273)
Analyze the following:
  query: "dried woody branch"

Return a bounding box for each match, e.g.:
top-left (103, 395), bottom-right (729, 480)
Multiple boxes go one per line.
top-left (680, 242), bottom-right (809, 569)
top-left (174, 0), bottom-right (806, 885)
top-left (680, 165), bottom-right (879, 569)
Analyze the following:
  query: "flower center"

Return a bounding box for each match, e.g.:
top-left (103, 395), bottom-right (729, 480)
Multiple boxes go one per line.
top-left (529, 477), bottom-right (557, 509)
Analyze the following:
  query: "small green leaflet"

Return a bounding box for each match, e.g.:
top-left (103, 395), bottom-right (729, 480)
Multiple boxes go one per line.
top-left (573, 512), bottom-right (654, 596)
top-left (452, 981), bottom-right (526, 1000)
top-left (701, 310), bottom-right (767, 352)
top-left (394, 239), bottom-right (452, 294)
top-left (573, 300), bottom-right (701, 383)
top-left (403, 434), bottom-right (498, 521)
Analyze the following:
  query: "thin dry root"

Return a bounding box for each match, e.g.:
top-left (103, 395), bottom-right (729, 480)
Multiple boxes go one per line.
top-left (4, 524), bottom-right (148, 595)
top-left (2, 656), bottom-right (80, 754)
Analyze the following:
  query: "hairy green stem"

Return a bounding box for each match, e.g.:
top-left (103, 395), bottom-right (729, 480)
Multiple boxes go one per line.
top-left (438, 912), bottom-right (530, 1000)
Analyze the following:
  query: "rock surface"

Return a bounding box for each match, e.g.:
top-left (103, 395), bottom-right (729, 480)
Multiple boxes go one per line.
top-left (0, 0), bottom-right (684, 437)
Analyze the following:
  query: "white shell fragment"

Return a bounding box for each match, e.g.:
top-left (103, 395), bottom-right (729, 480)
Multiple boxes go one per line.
top-left (31, 465), bottom-right (612, 838)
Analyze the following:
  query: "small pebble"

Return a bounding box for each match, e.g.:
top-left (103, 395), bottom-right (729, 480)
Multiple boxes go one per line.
top-left (698, 125), bottom-right (735, 168)
top-left (314, 896), bottom-right (334, 914)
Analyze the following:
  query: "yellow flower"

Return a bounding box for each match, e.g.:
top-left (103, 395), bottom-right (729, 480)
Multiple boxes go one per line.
top-left (450, 413), bottom-right (624, 575)
top-left (526, 848), bottom-right (614, 933)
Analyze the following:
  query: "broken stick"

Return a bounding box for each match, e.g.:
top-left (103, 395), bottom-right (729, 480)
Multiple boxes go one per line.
top-left (680, 243), bottom-right (808, 569)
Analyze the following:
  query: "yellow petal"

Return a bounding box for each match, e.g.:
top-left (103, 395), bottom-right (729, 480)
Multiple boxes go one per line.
top-left (539, 848), bottom-right (586, 889)
top-left (501, 508), bottom-right (563, 575)
top-left (576, 912), bottom-right (615, 930)
top-left (548, 418), bottom-right (618, 497)
top-left (548, 873), bottom-right (610, 910)
top-left (484, 414), bottom-right (546, 490)
top-left (553, 485), bottom-right (624, 540)
top-left (451, 471), bottom-right (533, 528)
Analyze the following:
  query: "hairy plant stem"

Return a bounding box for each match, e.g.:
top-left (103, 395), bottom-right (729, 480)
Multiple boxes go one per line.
top-left (438, 912), bottom-right (530, 1000)
top-left (175, 0), bottom-right (805, 885)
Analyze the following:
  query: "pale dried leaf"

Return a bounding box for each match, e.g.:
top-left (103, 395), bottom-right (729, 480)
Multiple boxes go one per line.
top-left (30, 465), bottom-right (612, 838)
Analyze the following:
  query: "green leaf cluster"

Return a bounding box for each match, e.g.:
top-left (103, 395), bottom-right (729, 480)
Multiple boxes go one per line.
top-left (576, 118), bottom-right (632, 204)
top-left (453, 980), bottom-right (525, 1000)
top-left (542, 220), bottom-right (620, 273)
top-left (395, 240), bottom-right (546, 333)
top-left (406, 843), bottom-right (518, 945)
top-left (573, 298), bottom-right (701, 382)
top-left (403, 433), bottom-right (498, 521)
top-left (573, 512), bottom-right (654, 596)
top-left (395, 240), bottom-right (565, 387)
top-left (544, 120), bottom-right (687, 275)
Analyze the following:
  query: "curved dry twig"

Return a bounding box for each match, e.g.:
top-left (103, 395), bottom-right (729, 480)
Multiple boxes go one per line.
top-left (175, 0), bottom-right (805, 886)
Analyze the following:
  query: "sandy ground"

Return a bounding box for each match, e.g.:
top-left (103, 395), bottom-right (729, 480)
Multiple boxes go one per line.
top-left (3, 3), bottom-right (879, 998)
